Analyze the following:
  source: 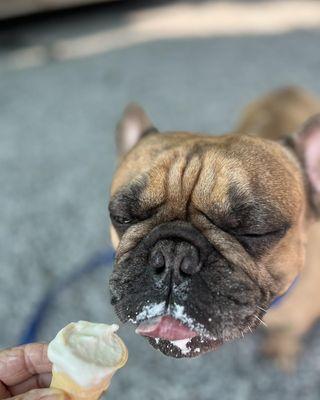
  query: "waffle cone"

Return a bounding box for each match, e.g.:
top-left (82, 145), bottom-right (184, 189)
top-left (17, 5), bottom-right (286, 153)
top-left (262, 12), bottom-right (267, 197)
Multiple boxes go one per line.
top-left (111, 333), bottom-right (128, 369)
top-left (50, 370), bottom-right (111, 400)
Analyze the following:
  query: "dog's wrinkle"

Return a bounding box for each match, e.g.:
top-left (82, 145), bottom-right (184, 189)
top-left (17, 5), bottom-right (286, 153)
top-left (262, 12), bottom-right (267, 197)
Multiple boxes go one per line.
top-left (179, 160), bottom-right (188, 199)
top-left (116, 217), bottom-right (161, 261)
top-left (115, 245), bottom-right (135, 263)
top-left (109, 176), bottom-right (147, 218)
top-left (230, 259), bottom-right (273, 303)
top-left (261, 269), bottom-right (286, 298)
top-left (195, 217), bottom-right (275, 289)
top-left (250, 278), bottom-right (273, 305)
top-left (128, 202), bottom-right (166, 222)
top-left (185, 157), bottom-right (203, 221)
top-left (197, 222), bottom-right (256, 274)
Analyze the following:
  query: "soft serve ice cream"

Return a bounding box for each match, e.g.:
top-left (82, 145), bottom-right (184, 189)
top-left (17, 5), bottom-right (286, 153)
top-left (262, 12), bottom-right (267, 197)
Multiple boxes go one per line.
top-left (48, 321), bottom-right (127, 400)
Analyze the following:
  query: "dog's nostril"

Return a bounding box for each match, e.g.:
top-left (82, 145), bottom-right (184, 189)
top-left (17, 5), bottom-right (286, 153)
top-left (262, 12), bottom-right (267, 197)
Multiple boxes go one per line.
top-left (180, 257), bottom-right (202, 276)
top-left (180, 258), bottom-right (193, 275)
top-left (149, 240), bottom-right (202, 279)
top-left (150, 251), bottom-right (166, 274)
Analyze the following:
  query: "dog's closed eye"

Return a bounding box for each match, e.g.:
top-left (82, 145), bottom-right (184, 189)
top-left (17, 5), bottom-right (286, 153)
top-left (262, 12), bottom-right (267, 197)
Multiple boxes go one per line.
top-left (236, 226), bottom-right (289, 257)
top-left (111, 214), bottom-right (134, 225)
top-left (238, 227), bottom-right (289, 238)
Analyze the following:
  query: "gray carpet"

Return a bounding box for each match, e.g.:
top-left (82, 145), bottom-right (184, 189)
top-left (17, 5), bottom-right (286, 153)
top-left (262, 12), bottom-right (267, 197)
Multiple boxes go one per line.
top-left (1, 20), bottom-right (320, 400)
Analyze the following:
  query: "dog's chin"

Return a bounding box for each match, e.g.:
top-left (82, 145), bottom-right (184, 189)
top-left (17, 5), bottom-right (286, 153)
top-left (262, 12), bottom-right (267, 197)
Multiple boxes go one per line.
top-left (147, 335), bottom-right (223, 358)
top-left (134, 315), bottom-right (222, 358)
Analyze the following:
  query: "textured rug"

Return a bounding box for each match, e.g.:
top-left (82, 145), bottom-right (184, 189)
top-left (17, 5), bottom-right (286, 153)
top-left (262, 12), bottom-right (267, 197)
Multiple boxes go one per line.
top-left (1, 14), bottom-right (320, 399)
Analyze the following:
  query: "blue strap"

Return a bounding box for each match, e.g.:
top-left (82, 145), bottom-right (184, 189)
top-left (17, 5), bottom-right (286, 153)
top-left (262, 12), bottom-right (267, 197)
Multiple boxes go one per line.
top-left (19, 249), bottom-right (115, 345)
top-left (269, 275), bottom-right (299, 309)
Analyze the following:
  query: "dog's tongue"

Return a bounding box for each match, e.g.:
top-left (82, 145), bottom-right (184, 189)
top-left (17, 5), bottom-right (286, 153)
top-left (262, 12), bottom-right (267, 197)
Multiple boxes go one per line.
top-left (136, 315), bottom-right (197, 340)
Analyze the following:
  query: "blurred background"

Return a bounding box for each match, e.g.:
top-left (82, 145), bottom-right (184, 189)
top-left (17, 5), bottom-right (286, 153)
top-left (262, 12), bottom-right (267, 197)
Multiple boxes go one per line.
top-left (1, 0), bottom-right (320, 399)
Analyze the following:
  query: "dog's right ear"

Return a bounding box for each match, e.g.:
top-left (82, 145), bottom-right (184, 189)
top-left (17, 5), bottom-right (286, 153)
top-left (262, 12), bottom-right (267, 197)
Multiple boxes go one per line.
top-left (116, 103), bottom-right (158, 158)
top-left (283, 114), bottom-right (320, 217)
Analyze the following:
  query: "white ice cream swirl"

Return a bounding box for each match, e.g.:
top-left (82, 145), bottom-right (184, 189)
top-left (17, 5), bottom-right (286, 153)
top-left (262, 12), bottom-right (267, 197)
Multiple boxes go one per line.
top-left (48, 321), bottom-right (127, 387)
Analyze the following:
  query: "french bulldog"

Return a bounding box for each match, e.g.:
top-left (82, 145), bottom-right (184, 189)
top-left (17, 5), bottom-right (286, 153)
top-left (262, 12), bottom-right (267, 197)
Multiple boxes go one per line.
top-left (108, 86), bottom-right (320, 368)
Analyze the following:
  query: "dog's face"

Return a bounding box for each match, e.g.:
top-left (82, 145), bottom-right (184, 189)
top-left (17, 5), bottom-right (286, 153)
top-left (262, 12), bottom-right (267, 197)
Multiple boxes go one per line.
top-left (108, 105), bottom-right (320, 358)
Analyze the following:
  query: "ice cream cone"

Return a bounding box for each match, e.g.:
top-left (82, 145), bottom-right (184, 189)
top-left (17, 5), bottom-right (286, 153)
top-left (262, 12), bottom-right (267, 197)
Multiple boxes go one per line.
top-left (50, 369), bottom-right (112, 400)
top-left (48, 321), bottom-right (128, 400)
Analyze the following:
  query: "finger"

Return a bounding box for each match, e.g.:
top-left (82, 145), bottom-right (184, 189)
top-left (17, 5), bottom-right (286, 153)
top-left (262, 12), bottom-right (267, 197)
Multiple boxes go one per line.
top-left (10, 388), bottom-right (67, 400)
top-left (10, 374), bottom-right (52, 396)
top-left (0, 344), bottom-right (51, 386)
top-left (0, 381), bottom-right (11, 399)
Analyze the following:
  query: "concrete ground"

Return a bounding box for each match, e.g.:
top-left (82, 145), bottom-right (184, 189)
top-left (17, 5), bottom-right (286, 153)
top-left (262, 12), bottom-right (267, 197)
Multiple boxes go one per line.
top-left (1, 1), bottom-right (320, 399)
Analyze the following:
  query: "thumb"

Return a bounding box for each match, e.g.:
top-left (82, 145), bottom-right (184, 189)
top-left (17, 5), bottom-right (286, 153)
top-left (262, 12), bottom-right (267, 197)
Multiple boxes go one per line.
top-left (10, 388), bottom-right (68, 400)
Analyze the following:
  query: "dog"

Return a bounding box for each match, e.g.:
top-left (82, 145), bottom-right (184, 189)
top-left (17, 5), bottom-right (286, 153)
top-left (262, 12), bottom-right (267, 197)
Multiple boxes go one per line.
top-left (108, 86), bottom-right (320, 369)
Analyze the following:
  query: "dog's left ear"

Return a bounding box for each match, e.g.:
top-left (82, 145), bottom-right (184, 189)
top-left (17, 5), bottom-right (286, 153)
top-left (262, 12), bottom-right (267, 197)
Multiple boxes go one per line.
top-left (284, 114), bottom-right (320, 216)
top-left (116, 103), bottom-right (158, 158)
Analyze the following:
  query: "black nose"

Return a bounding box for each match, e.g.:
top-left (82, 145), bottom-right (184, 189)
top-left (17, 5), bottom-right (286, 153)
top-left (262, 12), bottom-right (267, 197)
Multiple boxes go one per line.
top-left (150, 239), bottom-right (202, 279)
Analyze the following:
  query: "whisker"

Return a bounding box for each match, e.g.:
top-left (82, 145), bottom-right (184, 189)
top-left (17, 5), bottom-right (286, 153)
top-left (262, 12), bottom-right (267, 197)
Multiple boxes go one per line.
top-left (257, 305), bottom-right (267, 313)
top-left (254, 314), bottom-right (268, 328)
top-left (248, 326), bottom-right (253, 334)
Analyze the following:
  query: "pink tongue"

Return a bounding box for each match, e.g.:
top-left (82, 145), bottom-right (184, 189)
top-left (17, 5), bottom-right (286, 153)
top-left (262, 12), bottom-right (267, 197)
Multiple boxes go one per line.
top-left (136, 315), bottom-right (197, 340)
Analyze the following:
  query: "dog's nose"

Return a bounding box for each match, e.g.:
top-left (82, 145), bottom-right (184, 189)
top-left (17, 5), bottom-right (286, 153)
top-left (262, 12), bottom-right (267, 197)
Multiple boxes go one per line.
top-left (150, 240), bottom-right (202, 279)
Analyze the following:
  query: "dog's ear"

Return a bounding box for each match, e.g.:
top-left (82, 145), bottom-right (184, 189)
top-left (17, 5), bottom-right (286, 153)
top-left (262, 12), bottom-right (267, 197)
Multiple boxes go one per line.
top-left (116, 103), bottom-right (158, 158)
top-left (283, 114), bottom-right (320, 216)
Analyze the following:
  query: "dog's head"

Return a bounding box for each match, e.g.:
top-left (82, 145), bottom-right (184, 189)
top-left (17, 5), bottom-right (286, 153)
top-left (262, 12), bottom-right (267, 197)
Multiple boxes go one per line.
top-left (108, 104), bottom-right (320, 357)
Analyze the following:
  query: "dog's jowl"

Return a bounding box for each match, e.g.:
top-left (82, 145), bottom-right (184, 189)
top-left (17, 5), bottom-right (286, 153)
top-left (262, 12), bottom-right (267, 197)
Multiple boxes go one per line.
top-left (108, 88), bottom-right (320, 367)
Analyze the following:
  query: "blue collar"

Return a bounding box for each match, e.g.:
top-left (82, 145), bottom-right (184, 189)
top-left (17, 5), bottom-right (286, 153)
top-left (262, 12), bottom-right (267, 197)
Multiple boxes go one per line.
top-left (269, 276), bottom-right (299, 309)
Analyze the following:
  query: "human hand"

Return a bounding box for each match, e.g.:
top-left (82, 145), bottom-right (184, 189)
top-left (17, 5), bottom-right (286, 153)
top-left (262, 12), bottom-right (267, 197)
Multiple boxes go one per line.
top-left (0, 343), bottom-right (67, 400)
